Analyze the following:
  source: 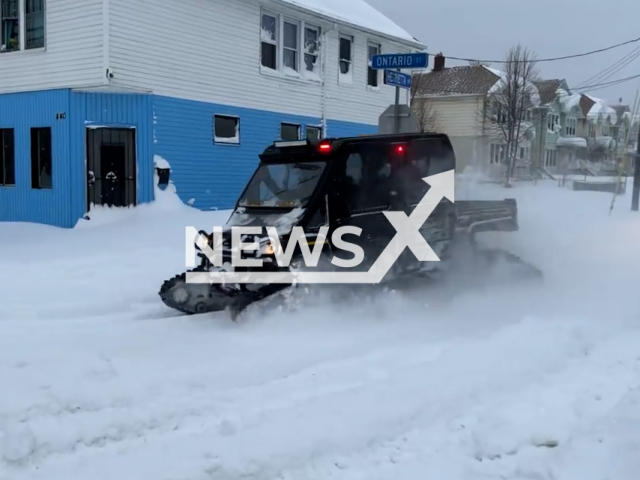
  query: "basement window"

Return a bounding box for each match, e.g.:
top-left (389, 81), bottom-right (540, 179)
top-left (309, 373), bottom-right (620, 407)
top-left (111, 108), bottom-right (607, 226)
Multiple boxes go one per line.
top-left (213, 115), bottom-right (239, 144)
top-left (306, 125), bottom-right (322, 140)
top-left (280, 123), bottom-right (300, 140)
top-left (0, 128), bottom-right (15, 186)
top-left (31, 126), bottom-right (52, 189)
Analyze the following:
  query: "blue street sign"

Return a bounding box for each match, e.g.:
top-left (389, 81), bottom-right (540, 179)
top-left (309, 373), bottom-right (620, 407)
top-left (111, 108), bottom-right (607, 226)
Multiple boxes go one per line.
top-left (384, 70), bottom-right (412, 89)
top-left (371, 52), bottom-right (428, 70)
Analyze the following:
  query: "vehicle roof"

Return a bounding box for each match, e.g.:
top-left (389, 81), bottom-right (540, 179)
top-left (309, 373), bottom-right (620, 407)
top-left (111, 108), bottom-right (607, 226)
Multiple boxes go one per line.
top-left (259, 132), bottom-right (450, 161)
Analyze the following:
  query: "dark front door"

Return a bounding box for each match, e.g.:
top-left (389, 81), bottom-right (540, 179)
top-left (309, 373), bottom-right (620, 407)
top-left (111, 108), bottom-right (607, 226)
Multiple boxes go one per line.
top-left (86, 128), bottom-right (137, 210)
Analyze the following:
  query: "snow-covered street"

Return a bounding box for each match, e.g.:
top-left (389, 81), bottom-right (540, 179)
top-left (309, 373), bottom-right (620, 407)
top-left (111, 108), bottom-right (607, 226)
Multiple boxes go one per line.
top-left (2, 180), bottom-right (640, 480)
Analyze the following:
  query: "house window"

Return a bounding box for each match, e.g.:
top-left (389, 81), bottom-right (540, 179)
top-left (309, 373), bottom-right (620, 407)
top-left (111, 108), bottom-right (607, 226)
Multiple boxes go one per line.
top-left (303, 25), bottom-right (319, 73)
top-left (260, 10), bottom-right (321, 78)
top-left (25, 0), bottom-right (44, 49)
top-left (519, 146), bottom-right (529, 160)
top-left (1, 0), bottom-right (19, 52)
top-left (339, 34), bottom-right (352, 75)
top-left (31, 126), bottom-right (52, 189)
top-left (589, 123), bottom-right (596, 138)
top-left (281, 123), bottom-right (300, 140)
top-left (260, 12), bottom-right (278, 70)
top-left (367, 42), bottom-right (380, 87)
top-left (601, 125), bottom-right (609, 137)
top-left (544, 149), bottom-right (556, 168)
top-left (490, 143), bottom-right (505, 164)
top-left (213, 115), bottom-right (239, 144)
top-left (547, 113), bottom-right (559, 132)
top-left (282, 19), bottom-right (299, 72)
top-left (306, 125), bottom-right (322, 140)
top-left (0, 128), bottom-right (15, 186)
top-left (1, 0), bottom-right (44, 52)
top-left (497, 105), bottom-right (507, 124)
top-left (565, 117), bottom-right (576, 136)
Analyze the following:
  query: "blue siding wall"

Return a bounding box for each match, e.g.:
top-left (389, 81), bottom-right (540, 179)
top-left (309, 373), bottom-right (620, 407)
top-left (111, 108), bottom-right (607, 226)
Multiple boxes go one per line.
top-left (69, 92), bottom-right (154, 223)
top-left (0, 90), bottom-right (73, 226)
top-left (0, 89), bottom-right (153, 228)
top-left (153, 95), bottom-right (377, 211)
top-left (1, 89), bottom-right (378, 227)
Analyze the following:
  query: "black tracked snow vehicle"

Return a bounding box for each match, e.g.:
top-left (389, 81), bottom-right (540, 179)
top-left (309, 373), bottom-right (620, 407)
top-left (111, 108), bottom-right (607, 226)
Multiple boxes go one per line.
top-left (159, 131), bottom-right (542, 319)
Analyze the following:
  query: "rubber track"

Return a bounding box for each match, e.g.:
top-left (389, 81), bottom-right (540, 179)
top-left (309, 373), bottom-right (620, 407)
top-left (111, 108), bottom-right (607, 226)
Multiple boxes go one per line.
top-left (158, 267), bottom-right (237, 315)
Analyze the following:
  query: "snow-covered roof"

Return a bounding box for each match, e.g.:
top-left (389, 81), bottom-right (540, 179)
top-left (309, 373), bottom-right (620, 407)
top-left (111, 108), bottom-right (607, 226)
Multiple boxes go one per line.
top-left (556, 88), bottom-right (582, 114)
top-left (277, 0), bottom-right (422, 46)
top-left (622, 111), bottom-right (640, 126)
top-left (483, 66), bottom-right (541, 106)
top-left (585, 94), bottom-right (617, 124)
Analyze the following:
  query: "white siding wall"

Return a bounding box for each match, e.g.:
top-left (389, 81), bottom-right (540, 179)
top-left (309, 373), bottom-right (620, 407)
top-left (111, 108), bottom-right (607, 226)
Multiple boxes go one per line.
top-left (108, 0), bottom-right (413, 124)
top-left (425, 95), bottom-right (485, 137)
top-left (322, 26), bottom-right (411, 124)
top-left (0, 0), bottom-right (104, 93)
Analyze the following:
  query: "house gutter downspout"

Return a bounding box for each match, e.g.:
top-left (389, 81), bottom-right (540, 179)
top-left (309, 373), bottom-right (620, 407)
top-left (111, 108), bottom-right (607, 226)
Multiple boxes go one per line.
top-left (102, 0), bottom-right (110, 85)
top-left (321, 23), bottom-right (338, 138)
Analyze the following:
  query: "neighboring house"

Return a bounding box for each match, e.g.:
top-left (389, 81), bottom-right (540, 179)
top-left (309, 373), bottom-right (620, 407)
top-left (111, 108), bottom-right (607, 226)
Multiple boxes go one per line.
top-left (0, 0), bottom-right (423, 228)
top-left (532, 79), bottom-right (566, 173)
top-left (412, 57), bottom-right (537, 176)
top-left (540, 83), bottom-right (587, 173)
top-left (608, 102), bottom-right (640, 172)
top-left (579, 94), bottom-right (617, 163)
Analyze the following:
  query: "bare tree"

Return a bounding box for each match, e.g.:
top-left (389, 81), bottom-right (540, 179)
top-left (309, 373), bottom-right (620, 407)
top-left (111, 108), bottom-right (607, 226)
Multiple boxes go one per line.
top-left (482, 44), bottom-right (539, 185)
top-left (410, 72), bottom-right (439, 132)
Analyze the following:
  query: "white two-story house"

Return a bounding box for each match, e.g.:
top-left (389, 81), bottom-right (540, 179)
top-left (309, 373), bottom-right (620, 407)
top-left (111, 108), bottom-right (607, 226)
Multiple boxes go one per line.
top-left (0, 0), bottom-right (423, 227)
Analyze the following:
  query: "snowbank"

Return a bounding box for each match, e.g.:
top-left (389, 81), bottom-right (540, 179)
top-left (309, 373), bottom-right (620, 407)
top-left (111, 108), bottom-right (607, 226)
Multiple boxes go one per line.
top-left (74, 155), bottom-right (196, 229)
top-left (557, 136), bottom-right (587, 148)
top-left (2, 182), bottom-right (640, 479)
top-left (280, 0), bottom-right (418, 44)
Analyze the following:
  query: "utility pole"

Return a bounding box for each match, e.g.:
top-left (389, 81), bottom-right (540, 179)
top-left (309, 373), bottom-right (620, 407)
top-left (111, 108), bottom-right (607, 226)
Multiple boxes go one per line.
top-left (632, 126), bottom-right (640, 211)
top-left (394, 67), bottom-right (401, 134)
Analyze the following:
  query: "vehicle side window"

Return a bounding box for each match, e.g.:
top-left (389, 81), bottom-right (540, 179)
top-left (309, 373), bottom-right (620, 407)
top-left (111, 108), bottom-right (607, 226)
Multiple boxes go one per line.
top-left (428, 138), bottom-right (456, 175)
top-left (345, 152), bottom-right (363, 185)
top-left (337, 145), bottom-right (391, 215)
top-left (390, 140), bottom-right (431, 205)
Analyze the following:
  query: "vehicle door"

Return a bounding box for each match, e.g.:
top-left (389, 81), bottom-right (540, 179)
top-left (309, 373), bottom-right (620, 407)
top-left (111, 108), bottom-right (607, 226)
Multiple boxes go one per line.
top-left (327, 142), bottom-right (395, 272)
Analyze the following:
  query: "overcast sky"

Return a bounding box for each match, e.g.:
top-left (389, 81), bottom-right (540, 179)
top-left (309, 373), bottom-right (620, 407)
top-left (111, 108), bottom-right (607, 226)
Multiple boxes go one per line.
top-left (367, 0), bottom-right (640, 106)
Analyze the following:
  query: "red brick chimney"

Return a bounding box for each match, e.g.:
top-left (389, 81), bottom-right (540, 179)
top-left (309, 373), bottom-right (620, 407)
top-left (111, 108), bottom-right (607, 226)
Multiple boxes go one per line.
top-left (433, 53), bottom-right (445, 72)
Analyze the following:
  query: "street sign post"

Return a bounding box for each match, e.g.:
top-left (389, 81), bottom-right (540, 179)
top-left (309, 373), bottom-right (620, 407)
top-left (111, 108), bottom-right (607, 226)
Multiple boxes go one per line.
top-left (384, 70), bottom-right (412, 89)
top-left (371, 53), bottom-right (429, 70)
top-left (371, 52), bottom-right (428, 134)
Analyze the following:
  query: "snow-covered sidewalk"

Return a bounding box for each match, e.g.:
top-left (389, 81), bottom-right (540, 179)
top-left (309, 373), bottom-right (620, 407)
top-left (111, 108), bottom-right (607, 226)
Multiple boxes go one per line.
top-left (1, 182), bottom-right (640, 480)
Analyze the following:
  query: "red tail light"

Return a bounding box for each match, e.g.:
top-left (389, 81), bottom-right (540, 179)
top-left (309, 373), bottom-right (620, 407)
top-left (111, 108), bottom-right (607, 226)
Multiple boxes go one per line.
top-left (318, 142), bottom-right (332, 153)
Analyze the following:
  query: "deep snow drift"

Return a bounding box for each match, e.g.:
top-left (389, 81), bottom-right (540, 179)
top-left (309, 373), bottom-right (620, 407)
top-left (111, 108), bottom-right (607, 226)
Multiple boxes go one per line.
top-left (1, 178), bottom-right (640, 480)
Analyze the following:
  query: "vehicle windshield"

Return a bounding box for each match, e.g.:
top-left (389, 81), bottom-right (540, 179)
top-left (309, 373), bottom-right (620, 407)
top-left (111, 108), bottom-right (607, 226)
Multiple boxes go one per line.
top-left (238, 161), bottom-right (327, 208)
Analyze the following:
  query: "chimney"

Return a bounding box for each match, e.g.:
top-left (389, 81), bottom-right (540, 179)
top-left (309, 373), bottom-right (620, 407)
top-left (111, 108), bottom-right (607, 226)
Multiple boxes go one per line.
top-left (433, 53), bottom-right (445, 72)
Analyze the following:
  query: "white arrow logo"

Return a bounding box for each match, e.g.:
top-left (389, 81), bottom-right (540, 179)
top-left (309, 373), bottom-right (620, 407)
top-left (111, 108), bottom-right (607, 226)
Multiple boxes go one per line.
top-left (186, 169), bottom-right (455, 285)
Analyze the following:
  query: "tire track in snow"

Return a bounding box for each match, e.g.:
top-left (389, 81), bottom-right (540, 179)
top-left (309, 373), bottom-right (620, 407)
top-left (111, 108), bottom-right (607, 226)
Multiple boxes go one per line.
top-left (3, 316), bottom-right (631, 480)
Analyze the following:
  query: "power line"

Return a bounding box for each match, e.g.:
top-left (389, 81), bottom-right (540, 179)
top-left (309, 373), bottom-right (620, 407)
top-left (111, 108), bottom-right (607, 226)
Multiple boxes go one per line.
top-left (573, 47), bottom-right (640, 89)
top-left (438, 35), bottom-right (640, 64)
top-left (572, 73), bottom-right (640, 93)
